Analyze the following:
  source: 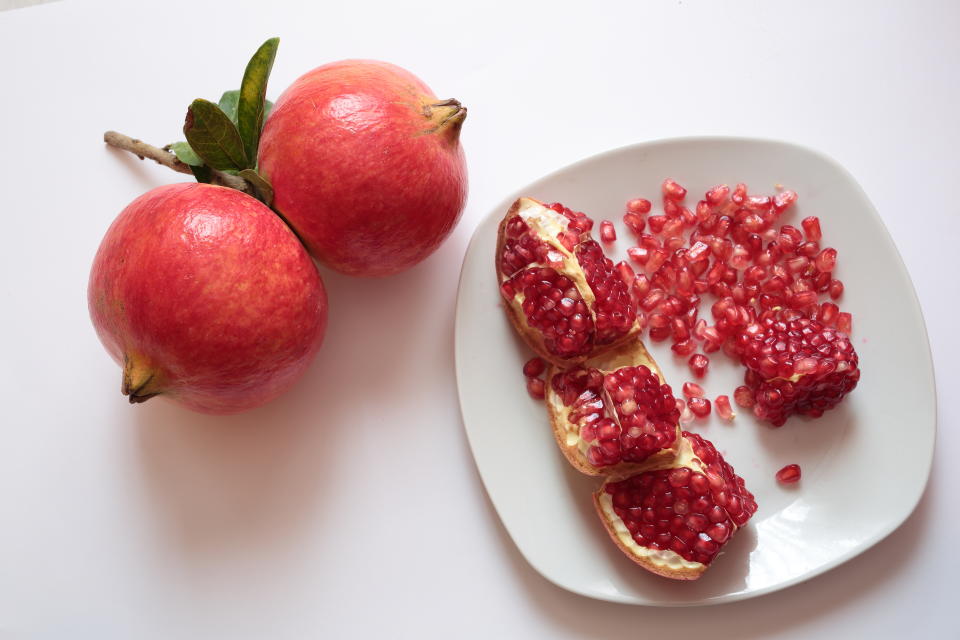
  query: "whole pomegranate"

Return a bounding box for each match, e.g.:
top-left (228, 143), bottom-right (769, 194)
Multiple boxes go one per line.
top-left (88, 183), bottom-right (327, 414)
top-left (258, 59), bottom-right (468, 277)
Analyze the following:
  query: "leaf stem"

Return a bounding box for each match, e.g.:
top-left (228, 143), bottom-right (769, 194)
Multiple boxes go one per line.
top-left (102, 131), bottom-right (252, 192)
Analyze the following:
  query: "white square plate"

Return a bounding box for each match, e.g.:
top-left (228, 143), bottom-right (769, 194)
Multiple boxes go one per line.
top-left (454, 137), bottom-right (935, 605)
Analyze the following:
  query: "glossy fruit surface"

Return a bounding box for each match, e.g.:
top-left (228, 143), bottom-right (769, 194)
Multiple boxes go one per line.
top-left (88, 184), bottom-right (327, 413)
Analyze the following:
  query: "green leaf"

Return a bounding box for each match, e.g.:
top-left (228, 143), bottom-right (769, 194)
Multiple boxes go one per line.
top-left (239, 169), bottom-right (274, 206)
top-left (218, 90), bottom-right (272, 126)
top-left (189, 164), bottom-right (213, 184)
top-left (183, 99), bottom-right (248, 171)
top-left (237, 37), bottom-right (279, 166)
top-left (218, 90), bottom-right (241, 123)
top-left (168, 141), bottom-right (204, 167)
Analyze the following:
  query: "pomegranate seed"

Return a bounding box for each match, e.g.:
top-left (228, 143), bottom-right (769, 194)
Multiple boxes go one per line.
top-left (715, 395), bottom-right (734, 420)
top-left (814, 248), bottom-right (838, 272)
top-left (801, 216), bottom-right (822, 241)
top-left (683, 382), bottom-right (705, 398)
top-left (627, 246), bottom-right (649, 265)
top-left (646, 249), bottom-right (669, 272)
top-left (818, 302), bottom-right (839, 326)
top-left (648, 215), bottom-right (667, 234)
top-left (523, 357), bottom-right (546, 378)
top-left (615, 261), bottom-right (635, 286)
top-left (672, 339), bottom-right (697, 356)
top-left (662, 178), bottom-right (687, 201)
top-left (733, 385), bottom-right (754, 408)
top-left (624, 212), bottom-right (646, 235)
top-left (774, 190), bottom-right (798, 212)
top-left (776, 464), bottom-right (801, 484)
top-left (688, 353), bottom-right (709, 378)
top-left (732, 183), bottom-right (747, 205)
top-left (688, 397), bottom-right (711, 418)
top-left (600, 220), bottom-right (617, 243)
top-left (837, 312), bottom-right (852, 334)
top-left (526, 377), bottom-right (545, 399)
top-left (627, 198), bottom-right (652, 215)
top-left (829, 279), bottom-right (844, 299)
top-left (705, 184), bottom-right (730, 206)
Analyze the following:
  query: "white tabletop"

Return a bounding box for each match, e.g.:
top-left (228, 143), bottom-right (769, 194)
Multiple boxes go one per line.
top-left (0, 1), bottom-right (955, 637)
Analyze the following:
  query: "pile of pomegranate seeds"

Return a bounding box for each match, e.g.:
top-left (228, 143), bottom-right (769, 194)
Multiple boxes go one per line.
top-left (550, 363), bottom-right (680, 467)
top-left (614, 179), bottom-right (859, 426)
top-left (603, 431), bottom-right (757, 565)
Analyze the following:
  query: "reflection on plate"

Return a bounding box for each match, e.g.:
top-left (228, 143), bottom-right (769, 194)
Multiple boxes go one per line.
top-left (454, 137), bottom-right (935, 605)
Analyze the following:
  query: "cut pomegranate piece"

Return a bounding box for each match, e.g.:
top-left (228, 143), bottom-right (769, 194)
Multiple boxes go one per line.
top-left (545, 340), bottom-right (681, 476)
top-left (497, 198), bottom-right (640, 366)
top-left (737, 309), bottom-right (860, 426)
top-left (594, 431), bottom-right (757, 580)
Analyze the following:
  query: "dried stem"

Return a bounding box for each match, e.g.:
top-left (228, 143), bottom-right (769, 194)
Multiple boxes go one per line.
top-left (103, 131), bottom-right (251, 193)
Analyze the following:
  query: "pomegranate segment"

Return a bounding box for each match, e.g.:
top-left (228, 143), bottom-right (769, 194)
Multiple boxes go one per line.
top-left (546, 340), bottom-right (681, 475)
top-left (738, 309), bottom-right (860, 426)
top-left (595, 431), bottom-right (757, 579)
top-left (497, 198), bottom-right (640, 366)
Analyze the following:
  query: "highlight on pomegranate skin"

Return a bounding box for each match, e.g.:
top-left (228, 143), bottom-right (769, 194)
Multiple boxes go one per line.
top-left (497, 197), bottom-right (640, 367)
top-left (595, 431), bottom-right (757, 580)
top-left (545, 340), bottom-right (681, 476)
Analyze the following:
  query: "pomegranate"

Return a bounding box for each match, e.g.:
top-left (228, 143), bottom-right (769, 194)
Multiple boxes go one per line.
top-left (88, 184), bottom-right (327, 414)
top-left (595, 431), bottom-right (757, 580)
top-left (258, 60), bottom-right (467, 276)
top-left (545, 340), bottom-right (680, 476)
top-left (736, 308), bottom-right (860, 426)
top-left (496, 197), bottom-right (640, 367)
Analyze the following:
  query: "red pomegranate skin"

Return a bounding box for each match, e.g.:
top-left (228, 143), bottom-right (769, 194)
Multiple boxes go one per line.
top-left (88, 183), bottom-right (327, 414)
top-left (258, 59), bottom-right (468, 277)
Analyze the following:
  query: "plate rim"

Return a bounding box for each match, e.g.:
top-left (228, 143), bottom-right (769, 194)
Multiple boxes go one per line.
top-left (453, 135), bottom-right (937, 606)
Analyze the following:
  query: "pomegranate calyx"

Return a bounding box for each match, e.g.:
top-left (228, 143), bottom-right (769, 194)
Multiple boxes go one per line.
top-left (121, 355), bottom-right (162, 404)
top-left (424, 98), bottom-right (467, 137)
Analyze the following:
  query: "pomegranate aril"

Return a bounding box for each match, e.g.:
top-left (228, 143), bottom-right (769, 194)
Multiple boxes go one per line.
top-left (624, 212), bottom-right (646, 235)
top-left (715, 395), bottom-right (734, 420)
top-left (671, 339), bottom-right (697, 356)
top-left (648, 215), bottom-right (667, 234)
top-left (600, 220), bottom-right (617, 243)
top-left (829, 279), bottom-right (844, 300)
top-left (683, 382), bottom-right (705, 398)
top-left (776, 464), bottom-right (801, 484)
top-left (774, 190), bottom-right (798, 212)
top-left (733, 385), bottom-right (754, 408)
top-left (705, 184), bottom-right (730, 206)
top-left (837, 312), bottom-right (852, 334)
top-left (814, 248), bottom-right (838, 273)
top-left (688, 397), bottom-right (711, 417)
top-left (662, 178), bottom-right (687, 201)
top-left (523, 357), bottom-right (546, 378)
top-left (688, 353), bottom-right (709, 378)
top-left (627, 198), bottom-right (652, 215)
top-left (526, 377), bottom-right (545, 399)
top-left (801, 216), bottom-right (822, 241)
